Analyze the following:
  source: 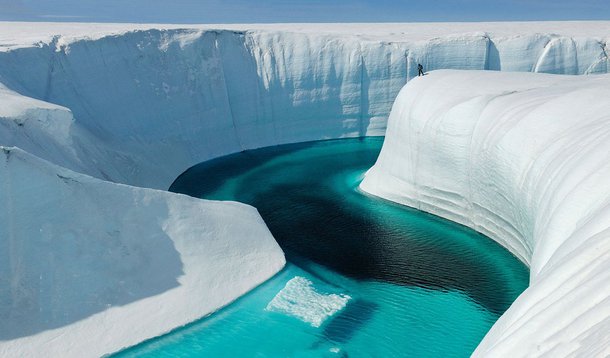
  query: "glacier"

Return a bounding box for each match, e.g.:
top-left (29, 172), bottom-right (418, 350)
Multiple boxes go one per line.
top-left (361, 70), bottom-right (610, 357)
top-left (0, 21), bottom-right (609, 356)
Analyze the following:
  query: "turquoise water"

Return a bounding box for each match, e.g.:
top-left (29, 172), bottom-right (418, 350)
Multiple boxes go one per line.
top-left (115, 138), bottom-right (528, 357)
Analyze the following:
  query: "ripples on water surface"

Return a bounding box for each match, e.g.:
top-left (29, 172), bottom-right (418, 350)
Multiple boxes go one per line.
top-left (115, 138), bottom-right (528, 357)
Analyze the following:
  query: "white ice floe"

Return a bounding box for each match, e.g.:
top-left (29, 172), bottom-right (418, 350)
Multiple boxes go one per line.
top-left (266, 276), bottom-right (350, 327)
top-left (361, 70), bottom-right (610, 357)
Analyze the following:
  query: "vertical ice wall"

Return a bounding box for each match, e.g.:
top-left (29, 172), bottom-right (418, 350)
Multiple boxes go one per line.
top-left (0, 28), bottom-right (607, 189)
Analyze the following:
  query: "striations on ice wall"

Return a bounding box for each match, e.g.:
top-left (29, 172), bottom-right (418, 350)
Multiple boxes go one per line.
top-left (0, 22), bottom-right (608, 189)
top-left (360, 70), bottom-right (610, 357)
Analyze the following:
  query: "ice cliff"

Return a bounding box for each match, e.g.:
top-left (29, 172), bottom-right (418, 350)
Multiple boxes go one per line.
top-left (0, 22), bottom-right (608, 189)
top-left (361, 70), bottom-right (610, 357)
top-left (0, 22), bottom-right (609, 356)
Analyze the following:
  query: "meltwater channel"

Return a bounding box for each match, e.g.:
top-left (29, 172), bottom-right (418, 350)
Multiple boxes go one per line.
top-left (115, 137), bottom-right (528, 357)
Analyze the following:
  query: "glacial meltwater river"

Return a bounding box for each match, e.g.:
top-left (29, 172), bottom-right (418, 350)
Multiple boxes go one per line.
top-left (114, 137), bottom-right (528, 357)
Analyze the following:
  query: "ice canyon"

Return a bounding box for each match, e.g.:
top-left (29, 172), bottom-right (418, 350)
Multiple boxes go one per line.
top-left (0, 22), bottom-right (609, 356)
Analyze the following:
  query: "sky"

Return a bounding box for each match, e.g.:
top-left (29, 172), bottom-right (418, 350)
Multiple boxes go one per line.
top-left (1, 0), bottom-right (609, 23)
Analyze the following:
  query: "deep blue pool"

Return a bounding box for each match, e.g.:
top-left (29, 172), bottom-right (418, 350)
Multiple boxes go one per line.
top-left (114, 137), bottom-right (528, 357)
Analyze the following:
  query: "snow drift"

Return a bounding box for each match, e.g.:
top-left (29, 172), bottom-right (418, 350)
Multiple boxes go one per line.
top-left (0, 22), bottom-right (609, 357)
top-left (361, 70), bottom-right (610, 357)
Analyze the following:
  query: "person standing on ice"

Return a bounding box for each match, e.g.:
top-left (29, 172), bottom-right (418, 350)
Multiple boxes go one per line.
top-left (417, 63), bottom-right (425, 76)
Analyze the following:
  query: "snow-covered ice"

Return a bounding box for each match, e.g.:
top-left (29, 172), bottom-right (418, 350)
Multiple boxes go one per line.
top-left (361, 70), bottom-right (610, 357)
top-left (0, 146), bottom-right (285, 357)
top-left (0, 21), bottom-right (609, 357)
top-left (266, 276), bottom-right (351, 327)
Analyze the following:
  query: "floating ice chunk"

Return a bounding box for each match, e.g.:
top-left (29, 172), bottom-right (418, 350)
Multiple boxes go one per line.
top-left (266, 276), bottom-right (351, 327)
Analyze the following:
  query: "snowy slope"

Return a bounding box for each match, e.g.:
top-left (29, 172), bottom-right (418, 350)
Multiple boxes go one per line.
top-left (0, 22), bottom-right (608, 189)
top-left (0, 146), bottom-right (285, 357)
top-left (360, 70), bottom-right (610, 357)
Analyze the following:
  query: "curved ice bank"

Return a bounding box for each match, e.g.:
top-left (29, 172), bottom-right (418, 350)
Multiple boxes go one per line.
top-left (0, 22), bottom-right (609, 189)
top-left (0, 147), bottom-right (285, 357)
top-left (360, 70), bottom-right (610, 356)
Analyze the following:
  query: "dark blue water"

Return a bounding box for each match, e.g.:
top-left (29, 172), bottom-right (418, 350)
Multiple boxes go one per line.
top-left (115, 137), bottom-right (528, 357)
